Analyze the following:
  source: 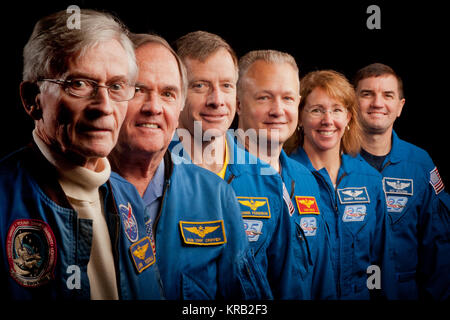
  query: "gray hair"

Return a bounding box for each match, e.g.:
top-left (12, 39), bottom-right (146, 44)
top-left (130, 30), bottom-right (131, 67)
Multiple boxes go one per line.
top-left (237, 49), bottom-right (299, 98)
top-left (130, 33), bottom-right (188, 100)
top-left (23, 9), bottom-right (137, 84)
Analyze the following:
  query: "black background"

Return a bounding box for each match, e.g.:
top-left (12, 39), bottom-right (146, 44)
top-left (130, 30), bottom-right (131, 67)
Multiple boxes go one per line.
top-left (2, 0), bottom-right (448, 185)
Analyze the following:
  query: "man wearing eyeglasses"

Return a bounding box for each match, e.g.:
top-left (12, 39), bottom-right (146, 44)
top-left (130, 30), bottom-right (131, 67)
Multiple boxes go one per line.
top-left (0, 9), bottom-right (162, 299)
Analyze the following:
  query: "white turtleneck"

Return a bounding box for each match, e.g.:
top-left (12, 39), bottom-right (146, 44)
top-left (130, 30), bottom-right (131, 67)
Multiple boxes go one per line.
top-left (33, 130), bottom-right (119, 300)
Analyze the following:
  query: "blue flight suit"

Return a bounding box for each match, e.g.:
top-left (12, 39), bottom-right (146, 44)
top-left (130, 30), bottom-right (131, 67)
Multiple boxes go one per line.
top-left (0, 144), bottom-right (162, 300)
top-left (170, 131), bottom-right (334, 299)
top-left (279, 150), bottom-right (337, 299)
top-left (142, 151), bottom-right (272, 300)
top-left (290, 147), bottom-right (389, 300)
top-left (361, 131), bottom-right (450, 300)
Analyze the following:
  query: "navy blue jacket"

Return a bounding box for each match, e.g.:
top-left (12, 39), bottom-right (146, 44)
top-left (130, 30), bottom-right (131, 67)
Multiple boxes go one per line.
top-left (290, 147), bottom-right (389, 299)
top-left (143, 152), bottom-right (272, 300)
top-left (0, 144), bottom-right (162, 299)
top-left (362, 131), bottom-right (450, 300)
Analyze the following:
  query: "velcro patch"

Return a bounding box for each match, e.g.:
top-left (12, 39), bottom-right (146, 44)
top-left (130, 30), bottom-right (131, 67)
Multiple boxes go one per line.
top-left (342, 205), bottom-right (367, 222)
top-left (430, 167), bottom-right (445, 195)
top-left (129, 237), bottom-right (155, 273)
top-left (337, 187), bottom-right (370, 204)
top-left (237, 196), bottom-right (271, 218)
top-left (383, 177), bottom-right (413, 196)
top-left (300, 217), bottom-right (318, 236)
top-left (7, 219), bottom-right (57, 288)
top-left (295, 196), bottom-right (320, 215)
top-left (386, 196), bottom-right (408, 213)
top-left (179, 220), bottom-right (226, 246)
top-left (243, 219), bottom-right (263, 242)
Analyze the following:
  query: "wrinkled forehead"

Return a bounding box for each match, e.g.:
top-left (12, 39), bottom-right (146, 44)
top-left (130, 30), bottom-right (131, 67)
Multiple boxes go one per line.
top-left (64, 39), bottom-right (131, 81)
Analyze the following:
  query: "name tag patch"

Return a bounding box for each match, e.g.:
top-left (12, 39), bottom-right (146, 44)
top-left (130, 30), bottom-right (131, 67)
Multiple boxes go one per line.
top-left (237, 197), bottom-right (271, 218)
top-left (300, 217), bottom-right (318, 236)
top-left (243, 219), bottom-right (263, 242)
top-left (383, 177), bottom-right (413, 196)
top-left (130, 237), bottom-right (155, 273)
top-left (295, 196), bottom-right (320, 215)
top-left (342, 205), bottom-right (367, 222)
top-left (386, 196), bottom-right (408, 213)
top-left (179, 220), bottom-right (226, 246)
top-left (337, 187), bottom-right (370, 204)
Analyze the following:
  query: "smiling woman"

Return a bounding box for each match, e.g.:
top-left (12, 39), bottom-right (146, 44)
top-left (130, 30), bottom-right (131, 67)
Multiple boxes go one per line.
top-left (286, 70), bottom-right (391, 300)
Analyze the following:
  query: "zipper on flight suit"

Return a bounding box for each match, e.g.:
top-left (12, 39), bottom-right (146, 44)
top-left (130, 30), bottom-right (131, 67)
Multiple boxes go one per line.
top-left (312, 170), bottom-right (347, 298)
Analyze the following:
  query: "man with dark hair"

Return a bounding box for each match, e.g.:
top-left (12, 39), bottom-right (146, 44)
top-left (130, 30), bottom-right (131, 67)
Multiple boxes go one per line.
top-left (354, 62), bottom-right (450, 300)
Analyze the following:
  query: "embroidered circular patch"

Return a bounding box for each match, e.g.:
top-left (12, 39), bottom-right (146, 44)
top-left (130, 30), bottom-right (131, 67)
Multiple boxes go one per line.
top-left (119, 203), bottom-right (139, 243)
top-left (6, 219), bottom-right (57, 288)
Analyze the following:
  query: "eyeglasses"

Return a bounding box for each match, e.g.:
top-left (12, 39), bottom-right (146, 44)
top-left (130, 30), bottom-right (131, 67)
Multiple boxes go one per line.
top-left (38, 78), bottom-right (136, 102)
top-left (303, 106), bottom-right (348, 120)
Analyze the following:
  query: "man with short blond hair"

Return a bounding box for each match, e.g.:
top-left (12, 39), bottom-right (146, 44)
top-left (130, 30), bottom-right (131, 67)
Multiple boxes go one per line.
top-left (170, 32), bottom-right (315, 299)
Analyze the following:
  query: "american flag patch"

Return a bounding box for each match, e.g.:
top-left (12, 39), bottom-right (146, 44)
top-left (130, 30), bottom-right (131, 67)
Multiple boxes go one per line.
top-left (282, 182), bottom-right (295, 216)
top-left (430, 167), bottom-right (445, 195)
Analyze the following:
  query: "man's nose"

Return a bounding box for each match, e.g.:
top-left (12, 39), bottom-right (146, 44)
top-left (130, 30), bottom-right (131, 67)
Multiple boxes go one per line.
top-left (372, 93), bottom-right (384, 108)
top-left (90, 87), bottom-right (114, 115)
top-left (141, 91), bottom-right (163, 114)
top-left (206, 87), bottom-right (225, 108)
top-left (269, 97), bottom-right (285, 117)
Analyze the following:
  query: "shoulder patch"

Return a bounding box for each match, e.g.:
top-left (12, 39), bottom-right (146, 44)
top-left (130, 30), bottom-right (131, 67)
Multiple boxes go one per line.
top-left (237, 196), bottom-right (271, 218)
top-left (119, 202), bottom-right (139, 243)
top-left (430, 167), bottom-right (445, 195)
top-left (6, 219), bottom-right (57, 287)
top-left (383, 177), bottom-right (413, 196)
top-left (337, 187), bottom-right (370, 204)
top-left (179, 220), bottom-right (226, 246)
top-left (129, 237), bottom-right (155, 273)
top-left (295, 196), bottom-right (320, 215)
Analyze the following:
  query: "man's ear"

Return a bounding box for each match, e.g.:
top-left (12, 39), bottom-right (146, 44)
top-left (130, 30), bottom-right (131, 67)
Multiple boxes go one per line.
top-left (20, 81), bottom-right (42, 120)
top-left (236, 97), bottom-right (242, 116)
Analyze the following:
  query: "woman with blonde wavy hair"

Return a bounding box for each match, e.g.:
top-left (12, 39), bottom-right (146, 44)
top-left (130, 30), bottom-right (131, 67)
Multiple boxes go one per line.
top-left (285, 70), bottom-right (390, 300)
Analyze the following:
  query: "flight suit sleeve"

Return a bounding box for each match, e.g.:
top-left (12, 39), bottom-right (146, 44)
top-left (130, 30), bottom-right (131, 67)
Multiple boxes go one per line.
top-left (417, 182), bottom-right (450, 300)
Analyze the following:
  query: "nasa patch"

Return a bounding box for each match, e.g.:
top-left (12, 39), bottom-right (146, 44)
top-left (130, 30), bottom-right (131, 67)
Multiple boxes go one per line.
top-left (6, 219), bottom-right (57, 288)
top-left (243, 219), bottom-right (263, 242)
top-left (119, 202), bottom-right (139, 243)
